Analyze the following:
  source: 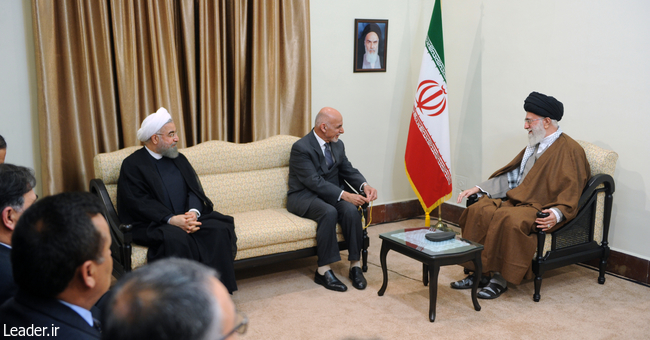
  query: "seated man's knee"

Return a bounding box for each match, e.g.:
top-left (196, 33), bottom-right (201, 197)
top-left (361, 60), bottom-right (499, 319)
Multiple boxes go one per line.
top-left (339, 203), bottom-right (361, 221)
top-left (320, 204), bottom-right (338, 224)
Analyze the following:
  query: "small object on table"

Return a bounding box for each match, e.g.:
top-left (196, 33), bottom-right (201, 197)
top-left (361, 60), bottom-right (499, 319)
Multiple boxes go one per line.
top-left (425, 231), bottom-right (456, 242)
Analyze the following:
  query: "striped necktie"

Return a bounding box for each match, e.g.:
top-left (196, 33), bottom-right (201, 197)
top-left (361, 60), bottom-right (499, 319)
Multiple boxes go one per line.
top-left (324, 143), bottom-right (333, 169)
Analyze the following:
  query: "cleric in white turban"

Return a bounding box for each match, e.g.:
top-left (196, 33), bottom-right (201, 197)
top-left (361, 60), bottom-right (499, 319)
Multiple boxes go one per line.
top-left (136, 107), bottom-right (173, 142)
top-left (117, 106), bottom-right (239, 293)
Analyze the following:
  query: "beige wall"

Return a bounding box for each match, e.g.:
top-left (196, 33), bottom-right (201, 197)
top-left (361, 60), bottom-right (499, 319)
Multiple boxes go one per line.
top-left (0, 0), bottom-right (41, 194)
top-left (2, 0), bottom-right (648, 260)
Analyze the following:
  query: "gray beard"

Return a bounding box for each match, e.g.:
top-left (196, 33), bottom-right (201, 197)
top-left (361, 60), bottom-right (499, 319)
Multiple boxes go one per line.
top-left (528, 124), bottom-right (546, 146)
top-left (161, 146), bottom-right (179, 159)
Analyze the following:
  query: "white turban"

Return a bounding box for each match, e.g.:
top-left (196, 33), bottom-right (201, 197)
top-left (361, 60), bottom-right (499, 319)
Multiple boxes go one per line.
top-left (136, 107), bottom-right (172, 142)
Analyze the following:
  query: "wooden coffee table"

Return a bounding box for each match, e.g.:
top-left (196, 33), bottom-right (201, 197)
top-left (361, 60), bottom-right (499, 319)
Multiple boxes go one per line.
top-left (377, 227), bottom-right (483, 322)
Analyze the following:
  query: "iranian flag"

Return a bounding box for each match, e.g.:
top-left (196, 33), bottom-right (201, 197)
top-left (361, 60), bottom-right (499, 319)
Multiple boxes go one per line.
top-left (404, 0), bottom-right (452, 226)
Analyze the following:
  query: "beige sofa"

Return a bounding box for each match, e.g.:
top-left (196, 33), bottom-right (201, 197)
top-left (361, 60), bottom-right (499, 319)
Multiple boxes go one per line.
top-left (90, 135), bottom-right (369, 278)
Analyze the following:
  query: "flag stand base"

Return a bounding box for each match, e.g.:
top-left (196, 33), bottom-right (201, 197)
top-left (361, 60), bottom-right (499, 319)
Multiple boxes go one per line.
top-left (430, 205), bottom-right (454, 233)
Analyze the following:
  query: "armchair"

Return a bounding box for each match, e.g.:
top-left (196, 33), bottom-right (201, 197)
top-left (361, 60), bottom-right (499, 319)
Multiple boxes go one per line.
top-left (466, 140), bottom-right (617, 302)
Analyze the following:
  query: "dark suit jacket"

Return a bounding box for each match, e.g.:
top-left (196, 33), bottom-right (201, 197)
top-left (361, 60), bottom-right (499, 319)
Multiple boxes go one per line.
top-left (0, 245), bottom-right (17, 305)
top-left (0, 291), bottom-right (100, 339)
top-left (287, 130), bottom-right (366, 216)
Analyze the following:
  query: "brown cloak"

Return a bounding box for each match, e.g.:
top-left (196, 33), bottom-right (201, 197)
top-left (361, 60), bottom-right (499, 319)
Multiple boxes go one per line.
top-left (459, 133), bottom-right (590, 284)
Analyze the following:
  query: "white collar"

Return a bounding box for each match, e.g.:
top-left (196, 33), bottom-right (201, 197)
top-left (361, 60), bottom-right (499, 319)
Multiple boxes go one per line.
top-left (538, 127), bottom-right (562, 153)
top-left (144, 145), bottom-right (163, 160)
top-left (313, 130), bottom-right (327, 149)
top-left (0, 242), bottom-right (10, 249)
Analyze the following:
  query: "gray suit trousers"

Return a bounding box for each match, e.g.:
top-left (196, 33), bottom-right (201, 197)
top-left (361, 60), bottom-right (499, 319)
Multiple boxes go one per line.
top-left (302, 197), bottom-right (363, 267)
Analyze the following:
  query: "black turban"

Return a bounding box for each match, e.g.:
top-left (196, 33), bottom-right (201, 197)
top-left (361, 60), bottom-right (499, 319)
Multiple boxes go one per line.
top-left (523, 92), bottom-right (563, 121)
top-left (361, 23), bottom-right (382, 41)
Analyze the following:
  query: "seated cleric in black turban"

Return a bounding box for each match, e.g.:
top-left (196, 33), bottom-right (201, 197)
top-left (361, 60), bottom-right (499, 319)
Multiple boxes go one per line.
top-left (523, 91), bottom-right (564, 121)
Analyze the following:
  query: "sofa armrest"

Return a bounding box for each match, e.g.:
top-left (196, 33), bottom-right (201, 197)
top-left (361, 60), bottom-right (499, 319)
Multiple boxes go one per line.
top-left (89, 178), bottom-right (133, 278)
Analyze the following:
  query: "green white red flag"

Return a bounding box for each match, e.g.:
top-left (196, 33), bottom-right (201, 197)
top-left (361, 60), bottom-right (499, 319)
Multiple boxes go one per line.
top-left (404, 0), bottom-right (452, 226)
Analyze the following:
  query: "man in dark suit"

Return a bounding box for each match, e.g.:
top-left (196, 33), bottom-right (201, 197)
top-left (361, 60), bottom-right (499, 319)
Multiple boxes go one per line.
top-left (0, 192), bottom-right (111, 339)
top-left (0, 163), bottom-right (37, 305)
top-left (287, 107), bottom-right (378, 292)
top-left (117, 107), bottom-right (237, 293)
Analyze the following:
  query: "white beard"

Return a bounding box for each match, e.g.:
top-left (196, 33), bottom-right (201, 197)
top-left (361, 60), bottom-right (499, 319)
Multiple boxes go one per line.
top-left (365, 45), bottom-right (378, 64)
top-left (365, 52), bottom-right (378, 64)
top-left (528, 123), bottom-right (546, 146)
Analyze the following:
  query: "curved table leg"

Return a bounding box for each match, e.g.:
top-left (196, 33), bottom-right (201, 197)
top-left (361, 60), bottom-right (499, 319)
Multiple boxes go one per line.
top-left (423, 263), bottom-right (429, 286)
top-left (471, 251), bottom-right (482, 311)
top-left (377, 241), bottom-right (390, 296)
top-left (428, 263), bottom-right (440, 322)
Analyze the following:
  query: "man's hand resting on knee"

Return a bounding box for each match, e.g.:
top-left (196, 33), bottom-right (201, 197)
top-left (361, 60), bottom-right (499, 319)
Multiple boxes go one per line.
top-left (341, 191), bottom-right (369, 207)
top-left (169, 212), bottom-right (202, 233)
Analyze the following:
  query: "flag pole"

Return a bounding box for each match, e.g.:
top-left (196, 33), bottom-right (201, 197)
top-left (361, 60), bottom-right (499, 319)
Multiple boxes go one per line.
top-left (434, 205), bottom-right (452, 232)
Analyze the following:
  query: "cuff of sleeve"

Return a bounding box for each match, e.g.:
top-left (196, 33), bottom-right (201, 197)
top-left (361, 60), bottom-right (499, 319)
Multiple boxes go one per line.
top-left (189, 208), bottom-right (201, 219)
top-left (337, 190), bottom-right (344, 201)
top-left (549, 207), bottom-right (562, 223)
top-left (474, 185), bottom-right (488, 198)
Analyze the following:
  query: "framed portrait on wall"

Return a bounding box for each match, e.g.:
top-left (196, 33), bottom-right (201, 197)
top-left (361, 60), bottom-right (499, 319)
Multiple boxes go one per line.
top-left (354, 19), bottom-right (388, 73)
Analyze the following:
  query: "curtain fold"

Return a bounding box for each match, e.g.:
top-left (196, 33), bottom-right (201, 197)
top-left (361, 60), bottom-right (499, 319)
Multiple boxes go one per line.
top-left (32, 0), bottom-right (311, 195)
top-left (32, 0), bottom-right (119, 195)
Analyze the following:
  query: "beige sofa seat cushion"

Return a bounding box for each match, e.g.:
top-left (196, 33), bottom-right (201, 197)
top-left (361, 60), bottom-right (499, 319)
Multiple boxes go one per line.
top-left (129, 209), bottom-right (344, 269)
top-left (233, 209), bottom-right (344, 260)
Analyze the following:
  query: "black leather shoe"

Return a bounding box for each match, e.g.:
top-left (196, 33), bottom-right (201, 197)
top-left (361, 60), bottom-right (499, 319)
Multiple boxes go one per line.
top-left (315, 270), bottom-right (347, 292)
top-left (349, 267), bottom-right (367, 290)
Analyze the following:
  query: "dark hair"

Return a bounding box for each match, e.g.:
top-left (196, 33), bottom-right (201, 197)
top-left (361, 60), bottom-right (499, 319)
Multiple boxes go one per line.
top-left (11, 192), bottom-right (105, 297)
top-left (103, 258), bottom-right (222, 340)
top-left (0, 163), bottom-right (36, 213)
top-left (0, 135), bottom-right (6, 149)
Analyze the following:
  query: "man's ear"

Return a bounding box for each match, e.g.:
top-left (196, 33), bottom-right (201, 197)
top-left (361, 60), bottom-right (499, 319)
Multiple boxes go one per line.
top-left (80, 260), bottom-right (97, 289)
top-left (2, 206), bottom-right (16, 231)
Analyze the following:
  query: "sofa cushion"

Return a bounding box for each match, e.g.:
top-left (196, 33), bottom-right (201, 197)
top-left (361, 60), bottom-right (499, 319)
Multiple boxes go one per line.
top-left (129, 209), bottom-right (345, 269)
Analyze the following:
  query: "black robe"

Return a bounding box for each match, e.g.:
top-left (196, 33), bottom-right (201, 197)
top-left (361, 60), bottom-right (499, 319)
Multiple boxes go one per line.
top-left (117, 147), bottom-right (237, 292)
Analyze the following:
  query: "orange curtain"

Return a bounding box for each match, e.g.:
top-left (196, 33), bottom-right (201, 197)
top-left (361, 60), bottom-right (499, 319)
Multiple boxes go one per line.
top-left (31, 0), bottom-right (311, 195)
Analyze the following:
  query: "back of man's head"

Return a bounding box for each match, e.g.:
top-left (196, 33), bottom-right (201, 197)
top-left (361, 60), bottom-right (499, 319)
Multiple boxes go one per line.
top-left (11, 191), bottom-right (106, 298)
top-left (103, 258), bottom-right (226, 340)
top-left (0, 164), bottom-right (36, 230)
top-left (0, 163), bottom-right (35, 213)
top-left (0, 135), bottom-right (6, 164)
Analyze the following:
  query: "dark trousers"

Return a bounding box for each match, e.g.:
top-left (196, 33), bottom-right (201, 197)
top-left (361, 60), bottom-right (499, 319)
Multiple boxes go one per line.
top-left (303, 197), bottom-right (363, 267)
top-left (140, 215), bottom-right (238, 293)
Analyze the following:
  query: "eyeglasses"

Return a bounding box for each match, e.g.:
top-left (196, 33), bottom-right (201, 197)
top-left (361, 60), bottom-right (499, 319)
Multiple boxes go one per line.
top-left (156, 131), bottom-right (176, 138)
top-left (218, 311), bottom-right (248, 340)
top-left (524, 118), bottom-right (544, 125)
